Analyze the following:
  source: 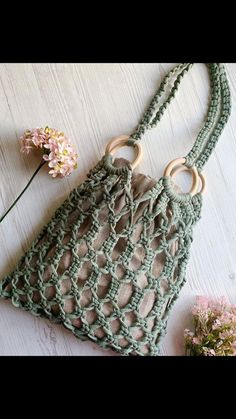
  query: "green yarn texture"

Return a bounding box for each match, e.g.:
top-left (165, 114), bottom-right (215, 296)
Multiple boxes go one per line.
top-left (0, 63), bottom-right (231, 355)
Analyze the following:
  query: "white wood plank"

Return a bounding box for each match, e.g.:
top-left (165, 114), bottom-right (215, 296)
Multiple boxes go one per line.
top-left (0, 63), bottom-right (236, 356)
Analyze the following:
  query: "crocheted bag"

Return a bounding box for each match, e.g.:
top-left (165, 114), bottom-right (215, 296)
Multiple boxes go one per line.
top-left (0, 63), bottom-right (231, 356)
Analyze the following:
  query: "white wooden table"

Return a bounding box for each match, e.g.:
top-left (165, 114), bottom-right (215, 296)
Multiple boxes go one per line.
top-left (0, 63), bottom-right (235, 356)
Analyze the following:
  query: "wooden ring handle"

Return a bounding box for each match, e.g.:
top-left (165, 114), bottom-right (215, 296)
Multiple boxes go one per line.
top-left (171, 165), bottom-right (206, 194)
top-left (105, 135), bottom-right (143, 170)
top-left (198, 172), bottom-right (206, 194)
top-left (163, 158), bottom-right (199, 196)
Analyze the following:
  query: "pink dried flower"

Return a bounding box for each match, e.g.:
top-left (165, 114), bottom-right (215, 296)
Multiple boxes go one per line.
top-left (202, 348), bottom-right (216, 356)
top-left (31, 128), bottom-right (49, 148)
top-left (212, 318), bottom-right (222, 330)
top-left (184, 295), bottom-right (236, 356)
top-left (1, 126), bottom-right (78, 225)
top-left (197, 296), bottom-right (210, 309)
top-left (20, 128), bottom-right (49, 153)
top-left (192, 296), bottom-right (210, 316)
top-left (192, 337), bottom-right (201, 345)
top-left (20, 126), bottom-right (78, 178)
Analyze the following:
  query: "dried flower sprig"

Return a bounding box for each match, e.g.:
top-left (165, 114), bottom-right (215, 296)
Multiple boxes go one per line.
top-left (20, 126), bottom-right (78, 177)
top-left (0, 127), bottom-right (78, 224)
top-left (184, 296), bottom-right (236, 356)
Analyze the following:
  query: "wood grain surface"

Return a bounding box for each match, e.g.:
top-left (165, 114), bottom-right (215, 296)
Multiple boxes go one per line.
top-left (0, 63), bottom-right (235, 356)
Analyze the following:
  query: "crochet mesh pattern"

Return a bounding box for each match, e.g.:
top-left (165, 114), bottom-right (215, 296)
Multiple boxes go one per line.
top-left (0, 63), bottom-right (231, 355)
top-left (0, 157), bottom-right (202, 355)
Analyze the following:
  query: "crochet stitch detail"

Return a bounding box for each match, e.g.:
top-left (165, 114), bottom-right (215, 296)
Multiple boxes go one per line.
top-left (0, 158), bottom-right (202, 355)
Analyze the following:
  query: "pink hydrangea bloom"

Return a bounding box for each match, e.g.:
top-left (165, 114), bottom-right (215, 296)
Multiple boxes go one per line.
top-left (31, 128), bottom-right (49, 148)
top-left (20, 126), bottom-right (78, 177)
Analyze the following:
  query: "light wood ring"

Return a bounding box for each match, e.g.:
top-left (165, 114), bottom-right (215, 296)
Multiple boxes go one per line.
top-left (105, 135), bottom-right (143, 170)
top-left (198, 172), bottom-right (206, 194)
top-left (171, 165), bottom-right (206, 194)
top-left (164, 158), bottom-right (199, 196)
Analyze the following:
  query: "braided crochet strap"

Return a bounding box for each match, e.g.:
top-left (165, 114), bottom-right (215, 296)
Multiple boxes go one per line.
top-left (186, 64), bottom-right (231, 171)
top-left (129, 63), bottom-right (193, 142)
top-left (130, 63), bottom-right (231, 172)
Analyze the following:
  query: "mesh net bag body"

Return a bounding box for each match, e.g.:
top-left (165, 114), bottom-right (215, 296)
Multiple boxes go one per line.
top-left (0, 63), bottom-right (231, 355)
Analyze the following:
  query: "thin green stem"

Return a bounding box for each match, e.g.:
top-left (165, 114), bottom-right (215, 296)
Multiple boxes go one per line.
top-left (0, 160), bottom-right (46, 224)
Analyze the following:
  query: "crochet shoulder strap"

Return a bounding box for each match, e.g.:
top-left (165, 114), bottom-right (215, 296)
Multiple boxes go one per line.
top-left (129, 63), bottom-right (231, 172)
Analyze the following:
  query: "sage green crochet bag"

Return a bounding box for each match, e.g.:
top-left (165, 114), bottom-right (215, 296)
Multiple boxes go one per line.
top-left (0, 63), bottom-right (231, 356)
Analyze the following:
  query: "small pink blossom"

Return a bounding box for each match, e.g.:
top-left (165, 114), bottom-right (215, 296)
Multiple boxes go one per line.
top-left (184, 295), bottom-right (236, 356)
top-left (20, 126), bottom-right (78, 178)
top-left (192, 296), bottom-right (209, 316)
top-left (184, 330), bottom-right (194, 338)
top-left (31, 128), bottom-right (49, 148)
top-left (212, 318), bottom-right (222, 330)
top-left (197, 296), bottom-right (209, 308)
top-left (192, 337), bottom-right (201, 345)
top-left (201, 347), bottom-right (216, 356)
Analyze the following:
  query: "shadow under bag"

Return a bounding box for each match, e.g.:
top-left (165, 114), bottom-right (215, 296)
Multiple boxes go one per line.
top-left (0, 64), bottom-right (231, 355)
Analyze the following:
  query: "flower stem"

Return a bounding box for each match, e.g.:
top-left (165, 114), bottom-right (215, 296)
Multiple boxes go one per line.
top-left (0, 160), bottom-right (46, 224)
